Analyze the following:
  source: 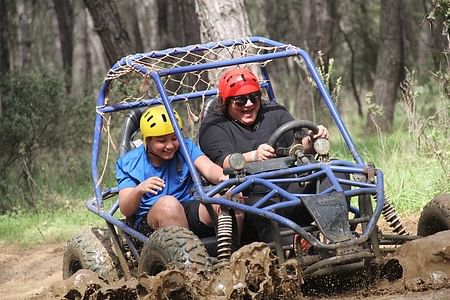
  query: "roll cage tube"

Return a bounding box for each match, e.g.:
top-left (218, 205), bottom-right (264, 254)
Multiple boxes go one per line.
top-left (150, 71), bottom-right (206, 196)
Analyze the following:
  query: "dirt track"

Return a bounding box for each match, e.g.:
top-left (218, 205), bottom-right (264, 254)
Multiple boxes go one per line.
top-left (1, 215), bottom-right (449, 299)
top-left (0, 242), bottom-right (63, 300)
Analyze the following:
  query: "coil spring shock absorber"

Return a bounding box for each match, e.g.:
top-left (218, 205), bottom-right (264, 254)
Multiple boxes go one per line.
top-left (216, 212), bottom-right (233, 262)
top-left (365, 162), bottom-right (408, 235)
top-left (379, 193), bottom-right (408, 235)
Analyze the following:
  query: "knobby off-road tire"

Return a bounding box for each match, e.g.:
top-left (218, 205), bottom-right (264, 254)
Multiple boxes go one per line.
top-left (63, 227), bottom-right (121, 282)
top-left (417, 193), bottom-right (450, 236)
top-left (138, 226), bottom-right (211, 276)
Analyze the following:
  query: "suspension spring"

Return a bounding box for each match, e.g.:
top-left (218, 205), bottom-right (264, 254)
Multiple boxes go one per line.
top-left (216, 213), bottom-right (233, 262)
top-left (379, 193), bottom-right (408, 235)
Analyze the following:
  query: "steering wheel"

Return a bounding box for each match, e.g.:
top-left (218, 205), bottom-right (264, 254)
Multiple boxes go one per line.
top-left (232, 120), bottom-right (318, 175)
top-left (267, 120), bottom-right (319, 156)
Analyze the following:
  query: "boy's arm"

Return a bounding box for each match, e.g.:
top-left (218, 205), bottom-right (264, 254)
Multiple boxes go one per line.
top-left (119, 187), bottom-right (143, 217)
top-left (194, 155), bottom-right (227, 185)
top-left (119, 176), bottom-right (165, 217)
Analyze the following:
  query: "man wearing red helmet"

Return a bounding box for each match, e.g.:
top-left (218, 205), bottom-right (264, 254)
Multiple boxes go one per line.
top-left (199, 67), bottom-right (330, 243)
top-left (199, 67), bottom-right (329, 168)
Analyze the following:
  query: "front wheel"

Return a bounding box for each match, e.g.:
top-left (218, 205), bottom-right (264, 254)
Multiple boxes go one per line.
top-left (62, 227), bottom-right (121, 282)
top-left (138, 226), bottom-right (211, 276)
top-left (417, 193), bottom-right (450, 236)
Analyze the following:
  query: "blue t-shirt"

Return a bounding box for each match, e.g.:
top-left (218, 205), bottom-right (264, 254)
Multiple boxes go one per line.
top-left (116, 138), bottom-right (203, 226)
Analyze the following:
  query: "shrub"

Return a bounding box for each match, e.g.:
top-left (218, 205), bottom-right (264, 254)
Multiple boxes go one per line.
top-left (0, 71), bottom-right (94, 213)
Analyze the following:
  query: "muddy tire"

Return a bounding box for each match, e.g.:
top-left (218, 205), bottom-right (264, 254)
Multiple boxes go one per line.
top-left (63, 227), bottom-right (121, 282)
top-left (138, 226), bottom-right (211, 276)
top-left (417, 194), bottom-right (450, 236)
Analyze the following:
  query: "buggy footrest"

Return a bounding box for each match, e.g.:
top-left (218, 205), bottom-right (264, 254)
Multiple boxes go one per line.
top-left (302, 191), bottom-right (353, 242)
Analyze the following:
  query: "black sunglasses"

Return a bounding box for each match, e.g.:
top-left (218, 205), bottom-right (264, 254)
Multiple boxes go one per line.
top-left (230, 91), bottom-right (262, 107)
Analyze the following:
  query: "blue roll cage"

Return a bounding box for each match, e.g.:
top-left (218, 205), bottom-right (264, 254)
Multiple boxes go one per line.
top-left (86, 36), bottom-right (384, 252)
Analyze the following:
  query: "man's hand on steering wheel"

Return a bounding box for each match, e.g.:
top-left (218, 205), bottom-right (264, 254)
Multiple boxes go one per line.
top-left (303, 124), bottom-right (329, 153)
top-left (311, 124), bottom-right (329, 140)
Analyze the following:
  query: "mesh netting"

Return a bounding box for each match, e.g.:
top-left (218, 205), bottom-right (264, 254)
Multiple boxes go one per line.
top-left (104, 38), bottom-right (296, 106)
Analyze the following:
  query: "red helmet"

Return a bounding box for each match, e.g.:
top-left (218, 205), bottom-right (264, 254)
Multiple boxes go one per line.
top-left (218, 68), bottom-right (260, 104)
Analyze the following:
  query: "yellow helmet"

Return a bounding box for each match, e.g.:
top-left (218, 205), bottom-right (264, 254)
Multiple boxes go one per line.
top-left (140, 105), bottom-right (183, 139)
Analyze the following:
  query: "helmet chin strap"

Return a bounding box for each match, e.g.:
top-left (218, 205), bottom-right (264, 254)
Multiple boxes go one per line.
top-left (145, 139), bottom-right (165, 165)
top-left (145, 139), bottom-right (182, 171)
top-left (146, 149), bottom-right (166, 167)
top-left (147, 146), bottom-right (182, 172)
top-left (148, 150), bottom-right (164, 160)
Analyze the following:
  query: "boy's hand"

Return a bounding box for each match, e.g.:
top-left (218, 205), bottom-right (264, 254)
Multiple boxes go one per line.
top-left (138, 176), bottom-right (165, 195)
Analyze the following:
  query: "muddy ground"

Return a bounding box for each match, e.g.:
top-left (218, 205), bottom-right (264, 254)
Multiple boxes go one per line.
top-left (1, 215), bottom-right (449, 300)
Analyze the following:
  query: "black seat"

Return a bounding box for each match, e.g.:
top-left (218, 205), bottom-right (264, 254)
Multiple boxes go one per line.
top-left (119, 107), bottom-right (147, 157)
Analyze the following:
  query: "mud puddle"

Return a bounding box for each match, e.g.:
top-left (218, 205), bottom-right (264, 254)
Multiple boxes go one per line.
top-left (31, 231), bottom-right (450, 300)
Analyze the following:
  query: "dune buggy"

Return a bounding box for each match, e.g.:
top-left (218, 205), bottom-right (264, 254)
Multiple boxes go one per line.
top-left (63, 36), bottom-right (449, 285)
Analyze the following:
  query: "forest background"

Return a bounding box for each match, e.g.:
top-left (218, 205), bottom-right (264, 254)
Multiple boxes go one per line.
top-left (0, 0), bottom-right (448, 246)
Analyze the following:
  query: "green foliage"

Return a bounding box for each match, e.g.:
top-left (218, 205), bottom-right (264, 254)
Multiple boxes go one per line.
top-left (333, 66), bottom-right (449, 213)
top-left (361, 131), bottom-right (446, 213)
top-left (0, 70), bottom-right (95, 214)
top-left (331, 123), bottom-right (446, 214)
top-left (0, 207), bottom-right (103, 248)
top-left (427, 0), bottom-right (450, 30)
top-left (0, 71), bottom-right (63, 213)
top-left (399, 69), bottom-right (450, 178)
top-left (0, 71), bottom-right (64, 171)
top-left (316, 50), bottom-right (343, 105)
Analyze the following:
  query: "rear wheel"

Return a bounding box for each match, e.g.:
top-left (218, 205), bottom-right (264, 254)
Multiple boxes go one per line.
top-left (417, 193), bottom-right (450, 236)
top-left (138, 226), bottom-right (211, 276)
top-left (63, 227), bottom-right (121, 282)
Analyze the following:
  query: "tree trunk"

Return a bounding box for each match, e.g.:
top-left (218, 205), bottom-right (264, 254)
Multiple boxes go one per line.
top-left (367, 0), bottom-right (403, 133)
top-left (129, 1), bottom-right (144, 53)
top-left (424, 0), bottom-right (450, 70)
top-left (194, 0), bottom-right (251, 42)
top-left (72, 0), bottom-right (89, 96)
top-left (260, 1), bottom-right (292, 110)
top-left (53, 0), bottom-right (74, 93)
top-left (311, 0), bottom-right (336, 123)
top-left (0, 0), bottom-right (11, 116)
top-left (16, 0), bottom-right (32, 71)
top-left (83, 0), bottom-right (133, 66)
top-left (115, 0), bottom-right (144, 53)
top-left (158, 0), bottom-right (200, 48)
top-left (71, 1), bottom-right (108, 95)
top-left (176, 0), bottom-right (201, 46)
top-left (310, 0), bottom-right (336, 70)
top-left (0, 0), bottom-right (9, 76)
top-left (293, 0), bottom-right (336, 122)
top-left (245, 0), bottom-right (267, 36)
top-left (136, 0), bottom-right (159, 51)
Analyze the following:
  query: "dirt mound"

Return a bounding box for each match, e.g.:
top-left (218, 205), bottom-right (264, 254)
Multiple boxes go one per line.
top-left (392, 230), bottom-right (450, 289)
top-left (30, 270), bottom-right (139, 299)
top-left (2, 228), bottom-right (450, 299)
top-left (29, 234), bottom-right (450, 299)
top-left (32, 242), bottom-right (303, 299)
